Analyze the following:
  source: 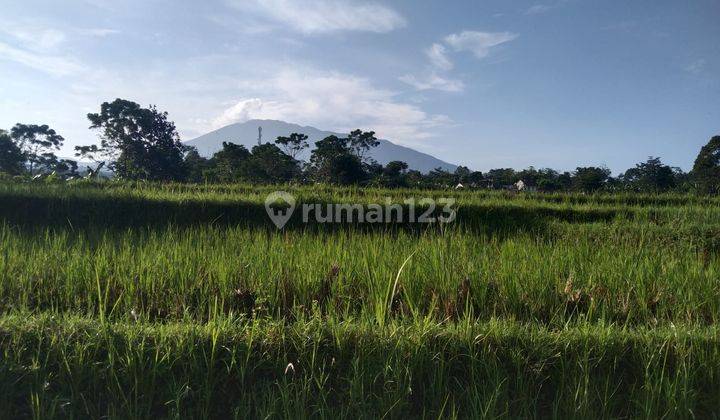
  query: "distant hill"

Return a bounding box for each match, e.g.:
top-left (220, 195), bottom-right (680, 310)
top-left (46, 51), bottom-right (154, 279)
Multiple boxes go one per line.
top-left (185, 120), bottom-right (457, 173)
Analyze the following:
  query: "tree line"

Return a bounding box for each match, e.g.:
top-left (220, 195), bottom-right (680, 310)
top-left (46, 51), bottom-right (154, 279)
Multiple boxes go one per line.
top-left (1, 98), bottom-right (719, 193)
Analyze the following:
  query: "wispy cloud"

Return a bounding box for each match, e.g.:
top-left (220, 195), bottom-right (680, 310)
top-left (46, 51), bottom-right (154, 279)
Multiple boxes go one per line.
top-left (444, 31), bottom-right (518, 59)
top-left (399, 73), bottom-right (464, 92)
top-left (525, 4), bottom-right (553, 15)
top-left (0, 41), bottom-right (84, 76)
top-left (425, 43), bottom-right (453, 71)
top-left (0, 26), bottom-right (66, 51)
top-left (685, 59), bottom-right (706, 75)
top-left (402, 30), bottom-right (517, 93)
top-left (227, 0), bottom-right (406, 34)
top-left (213, 69), bottom-right (449, 144)
top-left (401, 42), bottom-right (460, 93)
top-left (76, 28), bottom-right (120, 37)
top-left (206, 14), bottom-right (276, 36)
top-left (0, 20), bottom-right (119, 78)
top-left (0, 19), bottom-right (120, 46)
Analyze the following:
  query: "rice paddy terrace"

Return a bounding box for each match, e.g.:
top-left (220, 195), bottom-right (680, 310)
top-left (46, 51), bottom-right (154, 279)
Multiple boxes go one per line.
top-left (0, 181), bottom-right (718, 418)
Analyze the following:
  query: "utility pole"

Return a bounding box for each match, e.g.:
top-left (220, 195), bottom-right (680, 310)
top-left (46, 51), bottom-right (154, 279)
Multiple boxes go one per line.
top-left (257, 126), bottom-right (263, 146)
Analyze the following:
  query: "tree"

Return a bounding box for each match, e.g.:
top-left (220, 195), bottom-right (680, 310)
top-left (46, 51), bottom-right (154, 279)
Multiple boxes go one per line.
top-left (346, 129), bottom-right (379, 162)
top-left (54, 159), bottom-right (79, 178)
top-left (621, 156), bottom-right (679, 192)
top-left (467, 170), bottom-right (484, 187)
top-left (454, 166), bottom-right (472, 184)
top-left (692, 136), bottom-right (720, 193)
top-left (309, 135), bottom-right (366, 185)
top-left (426, 167), bottom-right (455, 187)
top-left (673, 170), bottom-right (693, 192)
top-left (365, 161), bottom-right (385, 183)
top-left (324, 154), bottom-right (365, 185)
top-left (275, 133), bottom-right (309, 160)
top-left (210, 142), bottom-right (251, 182)
top-left (10, 124), bottom-right (64, 174)
top-left (573, 167), bottom-right (611, 192)
top-left (381, 160), bottom-right (409, 188)
top-left (0, 129), bottom-right (25, 175)
top-left (486, 168), bottom-right (516, 189)
top-left (385, 160), bottom-right (409, 174)
top-left (183, 147), bottom-right (211, 183)
top-left (85, 99), bottom-right (187, 181)
top-left (244, 143), bottom-right (300, 184)
top-left (405, 169), bottom-right (425, 187)
top-left (74, 145), bottom-right (106, 178)
top-left (516, 167), bottom-right (541, 187)
top-left (557, 172), bottom-right (573, 190)
top-left (515, 168), bottom-right (565, 192)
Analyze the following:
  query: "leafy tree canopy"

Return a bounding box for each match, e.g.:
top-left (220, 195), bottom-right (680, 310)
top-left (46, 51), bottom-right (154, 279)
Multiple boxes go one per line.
top-left (573, 166), bottom-right (611, 192)
top-left (310, 135), bottom-right (367, 185)
top-left (346, 129), bottom-right (379, 162)
top-left (0, 129), bottom-right (25, 175)
top-left (485, 168), bottom-right (517, 188)
top-left (86, 99), bottom-right (187, 181)
top-left (692, 136), bottom-right (720, 193)
top-left (275, 133), bottom-right (309, 160)
top-left (10, 124), bottom-right (64, 174)
top-left (183, 147), bottom-right (211, 183)
top-left (244, 143), bottom-right (300, 184)
top-left (210, 142), bottom-right (251, 183)
top-left (622, 156), bottom-right (680, 192)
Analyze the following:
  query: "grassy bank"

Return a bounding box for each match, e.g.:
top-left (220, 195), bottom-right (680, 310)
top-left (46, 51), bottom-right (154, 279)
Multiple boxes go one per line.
top-left (1, 314), bottom-right (718, 419)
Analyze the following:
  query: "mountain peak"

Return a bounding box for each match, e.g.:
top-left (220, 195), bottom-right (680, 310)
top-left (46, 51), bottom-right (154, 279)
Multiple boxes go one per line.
top-left (186, 120), bottom-right (457, 173)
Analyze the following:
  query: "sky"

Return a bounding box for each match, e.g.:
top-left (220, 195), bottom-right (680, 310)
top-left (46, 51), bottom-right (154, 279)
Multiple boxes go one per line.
top-left (0, 0), bottom-right (718, 173)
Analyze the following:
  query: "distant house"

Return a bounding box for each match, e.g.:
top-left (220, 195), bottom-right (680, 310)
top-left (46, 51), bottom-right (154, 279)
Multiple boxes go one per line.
top-left (455, 183), bottom-right (465, 190)
top-left (514, 180), bottom-right (538, 192)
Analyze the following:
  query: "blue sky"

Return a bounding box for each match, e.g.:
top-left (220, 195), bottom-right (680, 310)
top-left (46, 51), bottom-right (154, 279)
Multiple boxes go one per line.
top-left (1, 0), bottom-right (718, 173)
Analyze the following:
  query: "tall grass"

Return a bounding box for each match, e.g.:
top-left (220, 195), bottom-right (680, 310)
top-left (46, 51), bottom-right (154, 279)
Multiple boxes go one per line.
top-left (0, 224), bottom-right (717, 325)
top-left (0, 314), bottom-right (718, 419)
top-left (0, 181), bottom-right (718, 417)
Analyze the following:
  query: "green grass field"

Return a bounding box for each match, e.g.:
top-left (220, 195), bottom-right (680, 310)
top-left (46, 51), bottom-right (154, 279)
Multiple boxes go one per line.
top-left (0, 181), bottom-right (719, 418)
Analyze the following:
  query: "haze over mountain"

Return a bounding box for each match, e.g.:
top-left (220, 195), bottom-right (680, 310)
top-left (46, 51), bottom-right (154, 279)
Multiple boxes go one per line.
top-left (186, 120), bottom-right (457, 173)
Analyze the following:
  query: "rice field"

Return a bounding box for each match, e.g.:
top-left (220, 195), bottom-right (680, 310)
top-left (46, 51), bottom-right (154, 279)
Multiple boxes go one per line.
top-left (0, 181), bottom-right (719, 418)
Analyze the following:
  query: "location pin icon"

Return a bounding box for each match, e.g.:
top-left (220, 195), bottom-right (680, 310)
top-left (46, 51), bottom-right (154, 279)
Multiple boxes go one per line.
top-left (265, 191), bottom-right (296, 229)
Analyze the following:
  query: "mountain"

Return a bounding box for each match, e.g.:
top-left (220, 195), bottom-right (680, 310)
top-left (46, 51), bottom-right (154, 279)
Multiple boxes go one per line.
top-left (185, 120), bottom-right (457, 173)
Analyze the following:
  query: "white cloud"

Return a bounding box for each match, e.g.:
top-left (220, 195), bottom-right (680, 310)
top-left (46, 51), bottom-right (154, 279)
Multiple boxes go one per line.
top-left (425, 43), bottom-right (453, 71)
top-left (80, 0), bottom-right (116, 10)
top-left (685, 59), bottom-right (706, 75)
top-left (227, 0), bottom-right (406, 34)
top-left (525, 4), bottom-right (553, 15)
top-left (0, 26), bottom-right (66, 51)
top-left (213, 98), bottom-right (266, 127)
top-left (404, 30), bottom-right (518, 93)
top-left (444, 31), bottom-right (518, 59)
top-left (77, 28), bottom-right (120, 37)
top-left (399, 73), bottom-right (464, 92)
top-left (206, 14), bottom-right (276, 35)
top-left (0, 20), bottom-right (119, 50)
top-left (212, 69), bottom-right (449, 144)
top-left (0, 41), bottom-right (84, 77)
top-left (0, 20), bottom-right (121, 79)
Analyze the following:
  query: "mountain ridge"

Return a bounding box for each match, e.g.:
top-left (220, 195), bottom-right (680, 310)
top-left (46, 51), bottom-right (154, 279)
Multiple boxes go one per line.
top-left (185, 120), bottom-right (457, 173)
